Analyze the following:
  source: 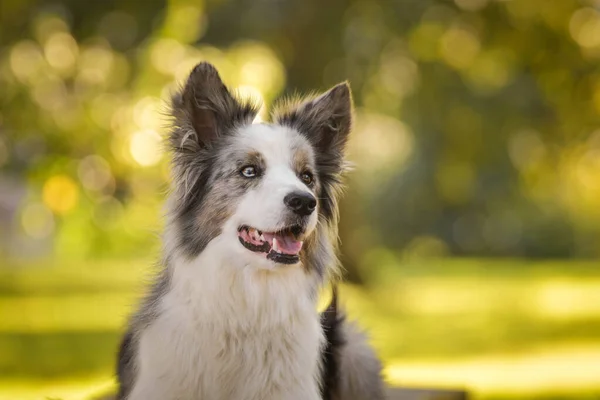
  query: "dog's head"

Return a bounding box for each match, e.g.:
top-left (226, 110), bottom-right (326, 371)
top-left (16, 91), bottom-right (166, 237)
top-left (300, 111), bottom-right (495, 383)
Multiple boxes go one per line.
top-left (168, 62), bottom-right (352, 274)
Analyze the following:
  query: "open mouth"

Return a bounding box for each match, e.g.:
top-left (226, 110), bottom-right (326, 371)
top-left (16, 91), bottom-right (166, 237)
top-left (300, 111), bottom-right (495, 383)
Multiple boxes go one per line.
top-left (237, 225), bottom-right (304, 264)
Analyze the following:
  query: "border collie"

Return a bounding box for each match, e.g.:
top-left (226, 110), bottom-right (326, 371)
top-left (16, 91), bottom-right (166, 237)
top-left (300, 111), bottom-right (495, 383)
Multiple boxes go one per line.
top-left (116, 62), bottom-right (384, 400)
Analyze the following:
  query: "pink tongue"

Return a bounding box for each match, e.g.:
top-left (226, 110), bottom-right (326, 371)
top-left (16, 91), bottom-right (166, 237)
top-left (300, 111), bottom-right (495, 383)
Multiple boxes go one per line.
top-left (264, 233), bottom-right (303, 255)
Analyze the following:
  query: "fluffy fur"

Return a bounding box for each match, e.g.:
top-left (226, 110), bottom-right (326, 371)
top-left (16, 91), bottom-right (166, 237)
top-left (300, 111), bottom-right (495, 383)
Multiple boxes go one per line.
top-left (116, 62), bottom-right (384, 400)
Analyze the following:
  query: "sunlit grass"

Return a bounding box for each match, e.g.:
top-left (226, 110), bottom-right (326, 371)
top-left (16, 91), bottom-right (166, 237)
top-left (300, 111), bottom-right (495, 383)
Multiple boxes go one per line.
top-left (0, 293), bottom-right (137, 332)
top-left (385, 343), bottom-right (600, 397)
top-left (1, 258), bottom-right (600, 399)
top-left (0, 259), bottom-right (149, 295)
top-left (0, 375), bottom-right (115, 400)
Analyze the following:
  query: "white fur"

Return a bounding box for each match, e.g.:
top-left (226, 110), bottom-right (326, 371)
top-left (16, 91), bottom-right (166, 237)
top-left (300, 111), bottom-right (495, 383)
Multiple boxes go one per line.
top-left (233, 124), bottom-right (318, 250)
top-left (127, 125), bottom-right (324, 400)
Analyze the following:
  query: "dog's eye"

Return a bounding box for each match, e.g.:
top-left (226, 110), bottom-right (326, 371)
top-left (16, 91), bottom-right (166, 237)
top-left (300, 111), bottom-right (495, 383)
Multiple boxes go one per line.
top-left (241, 165), bottom-right (258, 178)
top-left (300, 171), bottom-right (314, 185)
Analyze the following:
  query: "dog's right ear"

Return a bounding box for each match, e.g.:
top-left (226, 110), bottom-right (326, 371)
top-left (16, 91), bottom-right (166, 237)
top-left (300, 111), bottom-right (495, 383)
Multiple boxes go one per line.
top-left (170, 62), bottom-right (259, 152)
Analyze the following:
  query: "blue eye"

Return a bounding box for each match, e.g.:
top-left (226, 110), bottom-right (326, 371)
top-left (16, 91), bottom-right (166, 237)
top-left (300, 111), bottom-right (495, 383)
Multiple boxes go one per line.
top-left (241, 166), bottom-right (258, 178)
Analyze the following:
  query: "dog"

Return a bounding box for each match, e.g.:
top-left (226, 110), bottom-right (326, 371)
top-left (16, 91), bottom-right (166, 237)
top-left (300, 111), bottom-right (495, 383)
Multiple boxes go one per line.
top-left (116, 62), bottom-right (384, 400)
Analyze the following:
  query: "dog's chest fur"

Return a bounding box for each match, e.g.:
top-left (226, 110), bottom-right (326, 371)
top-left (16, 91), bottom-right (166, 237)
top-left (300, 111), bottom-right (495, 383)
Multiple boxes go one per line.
top-left (130, 243), bottom-right (324, 400)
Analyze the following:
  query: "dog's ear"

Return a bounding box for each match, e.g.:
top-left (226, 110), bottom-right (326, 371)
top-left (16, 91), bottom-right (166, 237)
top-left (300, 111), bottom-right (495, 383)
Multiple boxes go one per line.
top-left (274, 82), bottom-right (353, 162)
top-left (170, 62), bottom-right (259, 152)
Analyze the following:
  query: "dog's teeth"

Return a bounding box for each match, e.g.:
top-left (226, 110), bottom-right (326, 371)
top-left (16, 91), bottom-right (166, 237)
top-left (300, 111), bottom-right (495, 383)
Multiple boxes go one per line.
top-left (272, 237), bottom-right (279, 252)
top-left (259, 234), bottom-right (265, 241)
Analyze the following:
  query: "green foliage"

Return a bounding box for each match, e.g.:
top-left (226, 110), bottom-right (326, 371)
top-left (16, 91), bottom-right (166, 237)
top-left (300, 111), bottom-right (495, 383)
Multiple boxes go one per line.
top-left (1, 0), bottom-right (600, 265)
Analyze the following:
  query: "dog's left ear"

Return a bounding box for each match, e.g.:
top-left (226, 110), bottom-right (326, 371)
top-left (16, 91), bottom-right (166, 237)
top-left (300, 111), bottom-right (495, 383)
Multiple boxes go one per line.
top-left (275, 82), bottom-right (353, 164)
top-left (170, 62), bottom-right (259, 153)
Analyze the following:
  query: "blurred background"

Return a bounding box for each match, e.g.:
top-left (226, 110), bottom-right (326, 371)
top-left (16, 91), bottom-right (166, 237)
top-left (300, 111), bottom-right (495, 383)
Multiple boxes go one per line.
top-left (1, 0), bottom-right (600, 398)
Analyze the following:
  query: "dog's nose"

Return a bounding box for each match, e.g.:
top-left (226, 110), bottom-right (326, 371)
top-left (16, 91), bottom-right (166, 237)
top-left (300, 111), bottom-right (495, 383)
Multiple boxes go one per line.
top-left (284, 192), bottom-right (317, 216)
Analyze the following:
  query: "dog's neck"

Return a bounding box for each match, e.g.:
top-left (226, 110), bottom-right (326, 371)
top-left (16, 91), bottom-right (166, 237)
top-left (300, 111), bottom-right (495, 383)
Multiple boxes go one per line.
top-left (163, 225), bottom-right (322, 332)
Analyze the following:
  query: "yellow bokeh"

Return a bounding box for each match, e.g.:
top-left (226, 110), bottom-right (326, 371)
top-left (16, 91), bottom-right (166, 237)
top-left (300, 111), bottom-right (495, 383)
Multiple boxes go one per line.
top-left (440, 26), bottom-right (481, 70)
top-left (9, 40), bottom-right (45, 84)
top-left (229, 41), bottom-right (286, 99)
top-left (129, 129), bottom-right (163, 167)
top-left (569, 7), bottom-right (600, 49)
top-left (349, 111), bottom-right (414, 178)
top-left (43, 32), bottom-right (78, 75)
top-left (42, 175), bottom-right (79, 215)
top-left (21, 203), bottom-right (55, 238)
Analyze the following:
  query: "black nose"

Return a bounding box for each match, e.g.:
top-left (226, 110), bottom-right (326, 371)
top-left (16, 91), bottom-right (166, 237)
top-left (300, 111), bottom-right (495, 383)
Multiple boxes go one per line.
top-left (284, 192), bottom-right (317, 216)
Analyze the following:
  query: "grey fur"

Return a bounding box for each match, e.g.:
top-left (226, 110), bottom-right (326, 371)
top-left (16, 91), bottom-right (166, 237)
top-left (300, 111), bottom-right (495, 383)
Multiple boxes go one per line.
top-left (169, 62), bottom-right (261, 258)
top-left (320, 287), bottom-right (385, 400)
top-left (332, 318), bottom-right (385, 400)
top-left (272, 83), bottom-right (353, 224)
top-left (116, 62), bottom-right (384, 400)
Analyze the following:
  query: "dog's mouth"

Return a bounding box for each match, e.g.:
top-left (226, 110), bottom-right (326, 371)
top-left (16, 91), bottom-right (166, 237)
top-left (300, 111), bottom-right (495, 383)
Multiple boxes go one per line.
top-left (237, 225), bottom-right (305, 264)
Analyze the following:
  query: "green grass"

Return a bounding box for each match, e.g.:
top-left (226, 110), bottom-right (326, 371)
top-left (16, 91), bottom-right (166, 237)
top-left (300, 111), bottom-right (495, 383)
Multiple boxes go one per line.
top-left (1, 257), bottom-right (600, 399)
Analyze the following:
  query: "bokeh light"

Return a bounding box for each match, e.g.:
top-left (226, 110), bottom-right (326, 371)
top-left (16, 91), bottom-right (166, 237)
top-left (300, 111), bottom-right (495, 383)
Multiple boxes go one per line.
top-left (43, 32), bottom-right (78, 74)
top-left (78, 155), bottom-right (114, 194)
top-left (129, 129), bottom-right (163, 167)
top-left (569, 7), bottom-right (600, 49)
top-left (42, 175), bottom-right (79, 215)
top-left (21, 203), bottom-right (55, 239)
